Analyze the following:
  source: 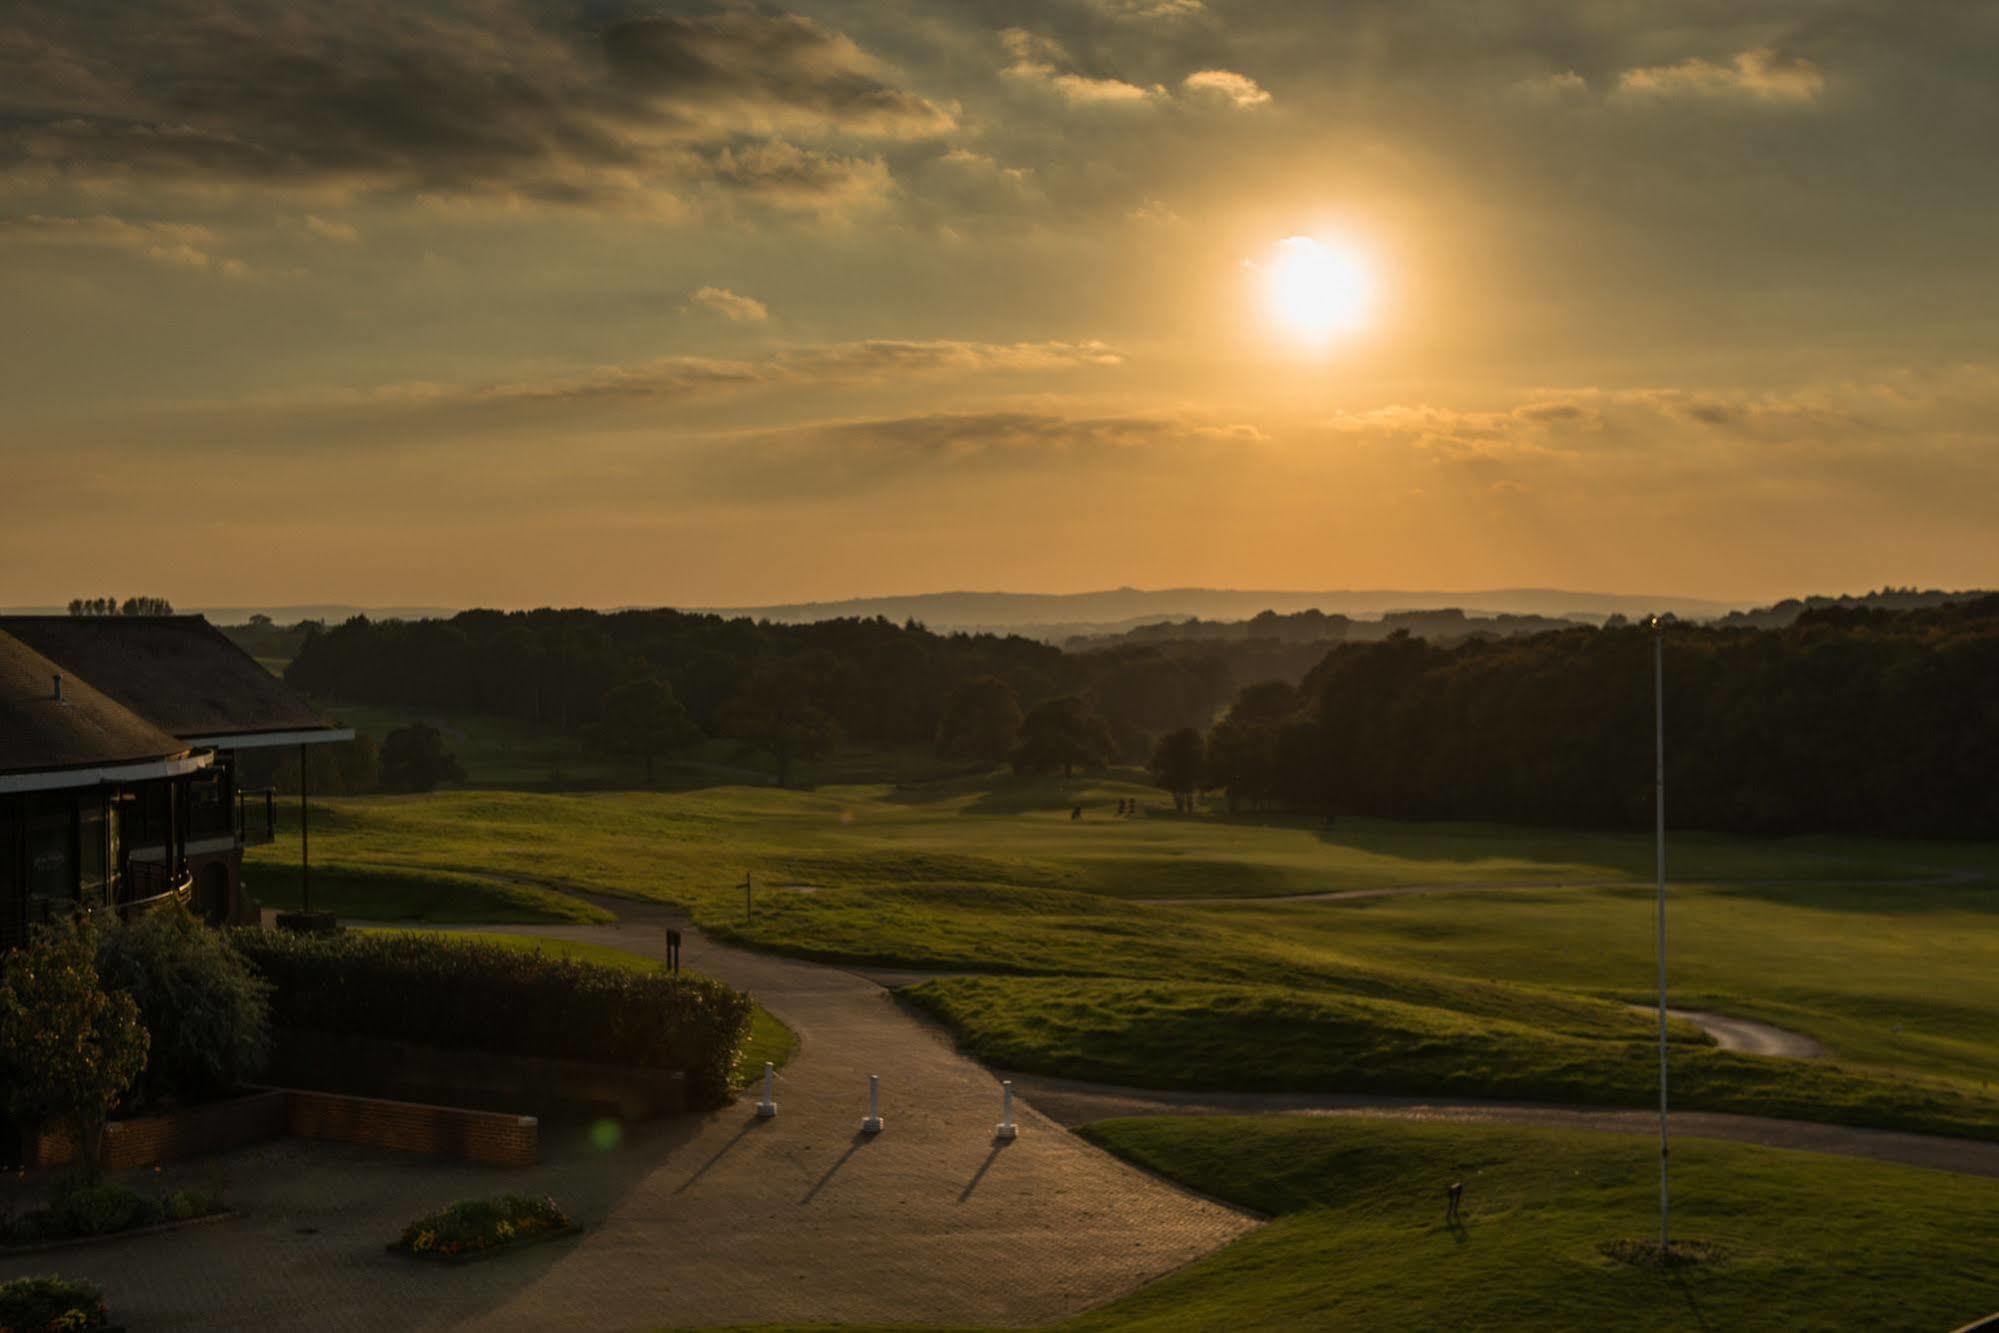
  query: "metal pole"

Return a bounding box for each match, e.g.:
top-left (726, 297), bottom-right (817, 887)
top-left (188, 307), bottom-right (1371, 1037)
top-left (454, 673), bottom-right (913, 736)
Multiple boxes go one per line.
top-left (299, 743), bottom-right (311, 917)
top-left (1653, 621), bottom-right (1669, 1253)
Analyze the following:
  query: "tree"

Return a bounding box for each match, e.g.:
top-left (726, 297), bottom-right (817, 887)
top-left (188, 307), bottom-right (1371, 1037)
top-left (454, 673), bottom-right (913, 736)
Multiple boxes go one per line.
top-left (1149, 728), bottom-right (1205, 813)
top-left (1010, 696), bottom-right (1113, 778)
top-left (588, 677), bottom-right (700, 784)
top-left (936, 676), bottom-right (1023, 763)
top-left (719, 662), bottom-right (842, 787)
top-left (95, 901), bottom-right (270, 1109)
top-left (377, 723), bottom-right (465, 793)
top-left (0, 917), bottom-right (149, 1180)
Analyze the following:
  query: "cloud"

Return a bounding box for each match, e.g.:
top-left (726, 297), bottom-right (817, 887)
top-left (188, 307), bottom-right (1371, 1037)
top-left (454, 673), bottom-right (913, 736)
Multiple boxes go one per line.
top-left (1180, 70), bottom-right (1271, 109)
top-left (690, 286), bottom-right (769, 323)
top-left (0, 212), bottom-right (245, 274)
top-left (1000, 29), bottom-right (1160, 105)
top-left (214, 339), bottom-right (1126, 425)
top-left (0, 2), bottom-right (951, 209)
top-left (601, 12), bottom-right (956, 139)
top-left (702, 408), bottom-right (1266, 496)
top-left (301, 215), bottom-right (360, 245)
top-left (1617, 48), bottom-right (1825, 104)
top-left (1085, 0), bottom-right (1208, 18)
top-left (696, 140), bottom-right (894, 215)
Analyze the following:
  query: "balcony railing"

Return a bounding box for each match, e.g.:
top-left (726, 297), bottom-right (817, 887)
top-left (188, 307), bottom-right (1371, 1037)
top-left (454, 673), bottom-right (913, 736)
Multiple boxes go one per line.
top-left (118, 858), bottom-right (193, 913)
top-left (238, 786), bottom-right (278, 847)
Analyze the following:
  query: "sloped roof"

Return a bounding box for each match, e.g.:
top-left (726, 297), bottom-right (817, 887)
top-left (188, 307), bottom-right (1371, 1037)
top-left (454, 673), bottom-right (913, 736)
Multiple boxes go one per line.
top-left (0, 629), bottom-right (196, 777)
top-left (0, 615), bottom-right (336, 741)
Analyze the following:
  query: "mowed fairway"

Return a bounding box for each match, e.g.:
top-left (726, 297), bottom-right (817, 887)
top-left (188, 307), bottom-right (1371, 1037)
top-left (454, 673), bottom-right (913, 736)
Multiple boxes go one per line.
top-left (245, 775), bottom-right (1999, 1138)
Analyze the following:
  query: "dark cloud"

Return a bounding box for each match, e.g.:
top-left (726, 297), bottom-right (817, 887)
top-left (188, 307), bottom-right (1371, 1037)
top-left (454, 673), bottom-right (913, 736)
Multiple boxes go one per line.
top-left (0, 1), bottom-right (951, 207)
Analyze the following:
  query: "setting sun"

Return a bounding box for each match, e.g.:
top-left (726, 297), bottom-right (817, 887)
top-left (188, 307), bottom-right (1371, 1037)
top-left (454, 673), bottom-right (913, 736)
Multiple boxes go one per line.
top-left (1262, 235), bottom-right (1374, 343)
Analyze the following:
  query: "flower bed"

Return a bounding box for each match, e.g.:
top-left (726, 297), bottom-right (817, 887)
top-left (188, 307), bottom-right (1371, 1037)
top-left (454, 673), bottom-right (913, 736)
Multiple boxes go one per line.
top-left (0, 1274), bottom-right (115, 1331)
top-left (234, 930), bottom-right (751, 1107)
top-left (389, 1194), bottom-right (578, 1264)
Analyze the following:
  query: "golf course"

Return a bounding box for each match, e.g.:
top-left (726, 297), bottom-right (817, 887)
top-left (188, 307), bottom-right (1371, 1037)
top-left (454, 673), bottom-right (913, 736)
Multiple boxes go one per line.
top-left (238, 759), bottom-right (1999, 1329)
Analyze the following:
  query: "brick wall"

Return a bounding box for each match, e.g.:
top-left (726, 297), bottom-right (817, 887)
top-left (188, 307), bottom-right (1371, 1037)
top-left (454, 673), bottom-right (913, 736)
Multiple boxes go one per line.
top-left (285, 1090), bottom-right (537, 1168)
top-left (32, 1090), bottom-right (288, 1171)
top-left (271, 1029), bottom-right (687, 1120)
top-left (30, 1087), bottom-right (537, 1170)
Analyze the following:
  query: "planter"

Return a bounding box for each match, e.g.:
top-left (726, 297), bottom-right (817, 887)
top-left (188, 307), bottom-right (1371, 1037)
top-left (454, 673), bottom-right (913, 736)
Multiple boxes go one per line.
top-left (387, 1224), bottom-right (584, 1266)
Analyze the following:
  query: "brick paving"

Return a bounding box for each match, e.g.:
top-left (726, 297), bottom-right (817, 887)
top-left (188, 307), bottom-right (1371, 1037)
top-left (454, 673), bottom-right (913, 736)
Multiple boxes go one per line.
top-left (2, 912), bottom-right (1256, 1331)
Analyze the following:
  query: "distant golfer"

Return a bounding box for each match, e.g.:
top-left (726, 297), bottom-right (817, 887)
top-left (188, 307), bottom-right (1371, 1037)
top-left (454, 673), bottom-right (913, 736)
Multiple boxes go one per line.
top-left (1071, 805), bottom-right (1082, 821)
top-left (1446, 1182), bottom-right (1464, 1222)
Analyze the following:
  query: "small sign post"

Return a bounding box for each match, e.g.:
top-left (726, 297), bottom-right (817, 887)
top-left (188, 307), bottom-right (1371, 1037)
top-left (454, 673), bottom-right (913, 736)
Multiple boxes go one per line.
top-left (742, 871), bottom-right (754, 921)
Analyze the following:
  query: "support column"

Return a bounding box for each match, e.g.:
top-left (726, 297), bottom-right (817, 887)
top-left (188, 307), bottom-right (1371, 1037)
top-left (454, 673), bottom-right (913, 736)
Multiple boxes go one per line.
top-left (299, 743), bottom-right (311, 917)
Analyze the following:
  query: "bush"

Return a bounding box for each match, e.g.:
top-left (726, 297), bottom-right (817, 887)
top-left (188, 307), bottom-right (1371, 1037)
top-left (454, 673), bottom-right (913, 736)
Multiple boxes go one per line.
top-left (3, 1176), bottom-right (226, 1245)
top-left (232, 930), bottom-right (752, 1106)
top-left (42, 1178), bottom-right (158, 1238)
top-left (0, 1275), bottom-right (111, 1331)
top-left (96, 901), bottom-right (272, 1108)
top-left (392, 1193), bottom-right (572, 1260)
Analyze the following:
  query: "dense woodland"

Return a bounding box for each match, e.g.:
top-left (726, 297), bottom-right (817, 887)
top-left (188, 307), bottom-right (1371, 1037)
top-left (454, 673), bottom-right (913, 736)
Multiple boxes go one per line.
top-left (1197, 597), bottom-right (1999, 838)
top-left (279, 609), bottom-right (1237, 779)
top-left (266, 597), bottom-right (1999, 838)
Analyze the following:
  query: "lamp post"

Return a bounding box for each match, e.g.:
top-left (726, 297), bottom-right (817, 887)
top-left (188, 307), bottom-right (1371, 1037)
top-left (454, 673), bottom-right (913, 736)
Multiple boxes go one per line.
top-left (1651, 616), bottom-right (1670, 1254)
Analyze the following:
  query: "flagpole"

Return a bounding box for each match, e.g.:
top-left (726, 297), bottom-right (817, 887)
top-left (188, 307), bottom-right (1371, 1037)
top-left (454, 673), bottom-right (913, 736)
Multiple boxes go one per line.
top-left (1653, 616), bottom-right (1670, 1254)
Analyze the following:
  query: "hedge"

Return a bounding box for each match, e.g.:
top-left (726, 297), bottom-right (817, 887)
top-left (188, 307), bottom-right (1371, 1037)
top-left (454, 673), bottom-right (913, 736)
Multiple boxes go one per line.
top-left (231, 930), bottom-right (751, 1106)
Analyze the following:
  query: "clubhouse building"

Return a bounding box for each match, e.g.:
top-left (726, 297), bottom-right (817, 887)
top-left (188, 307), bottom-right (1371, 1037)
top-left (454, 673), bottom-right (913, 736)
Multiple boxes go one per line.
top-left (0, 616), bottom-right (349, 948)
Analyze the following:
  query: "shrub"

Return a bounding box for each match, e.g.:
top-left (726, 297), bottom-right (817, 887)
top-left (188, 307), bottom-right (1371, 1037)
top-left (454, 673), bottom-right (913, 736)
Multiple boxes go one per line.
top-left (392, 1193), bottom-right (572, 1260)
top-left (233, 930), bottom-right (752, 1106)
top-left (0, 1275), bottom-right (111, 1331)
top-left (96, 901), bottom-right (272, 1108)
top-left (0, 918), bottom-right (148, 1181)
top-left (41, 1178), bottom-right (159, 1238)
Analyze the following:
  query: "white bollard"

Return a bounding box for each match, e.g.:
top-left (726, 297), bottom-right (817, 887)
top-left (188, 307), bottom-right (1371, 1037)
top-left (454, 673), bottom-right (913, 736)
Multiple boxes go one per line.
top-left (994, 1079), bottom-right (1019, 1141)
top-left (861, 1073), bottom-right (884, 1134)
top-left (756, 1061), bottom-right (778, 1118)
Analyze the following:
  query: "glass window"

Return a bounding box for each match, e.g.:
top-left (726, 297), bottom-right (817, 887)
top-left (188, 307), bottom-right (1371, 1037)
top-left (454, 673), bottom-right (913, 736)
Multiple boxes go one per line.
top-left (25, 794), bottom-right (74, 911)
top-left (78, 795), bottom-right (108, 909)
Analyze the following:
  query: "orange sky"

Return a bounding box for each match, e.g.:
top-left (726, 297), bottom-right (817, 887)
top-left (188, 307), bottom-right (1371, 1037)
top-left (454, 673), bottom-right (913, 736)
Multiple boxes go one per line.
top-left (2, 1), bottom-right (1995, 607)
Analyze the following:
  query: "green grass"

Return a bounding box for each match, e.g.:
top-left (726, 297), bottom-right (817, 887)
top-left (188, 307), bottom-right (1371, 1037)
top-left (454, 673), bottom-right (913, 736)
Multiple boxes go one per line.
top-left (903, 976), bottom-right (1999, 1140)
top-left (246, 863), bottom-right (611, 924)
top-left (681, 1116), bottom-right (1999, 1332)
top-left (436, 931), bottom-right (796, 1087)
top-left (1061, 1116), bottom-right (1999, 1332)
top-left (244, 777), bottom-right (1999, 1137)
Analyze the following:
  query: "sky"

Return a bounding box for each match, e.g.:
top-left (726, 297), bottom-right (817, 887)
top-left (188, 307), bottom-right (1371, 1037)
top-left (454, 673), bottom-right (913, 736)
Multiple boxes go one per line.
top-left (2, 0), bottom-right (1995, 609)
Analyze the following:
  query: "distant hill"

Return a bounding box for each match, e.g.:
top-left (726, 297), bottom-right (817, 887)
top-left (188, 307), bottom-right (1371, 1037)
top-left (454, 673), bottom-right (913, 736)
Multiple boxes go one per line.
top-left (1713, 587), bottom-right (1995, 630)
top-left (692, 587), bottom-right (1741, 639)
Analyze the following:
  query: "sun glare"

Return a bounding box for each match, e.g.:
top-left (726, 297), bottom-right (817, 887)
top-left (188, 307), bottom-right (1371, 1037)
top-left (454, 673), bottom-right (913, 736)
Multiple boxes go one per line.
top-left (1261, 235), bottom-right (1373, 344)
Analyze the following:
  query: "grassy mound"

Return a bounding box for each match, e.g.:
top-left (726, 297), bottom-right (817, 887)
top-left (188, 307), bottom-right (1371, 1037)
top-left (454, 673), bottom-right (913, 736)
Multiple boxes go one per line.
top-left (906, 975), bottom-right (1999, 1139)
top-left (1070, 1116), bottom-right (1999, 1331)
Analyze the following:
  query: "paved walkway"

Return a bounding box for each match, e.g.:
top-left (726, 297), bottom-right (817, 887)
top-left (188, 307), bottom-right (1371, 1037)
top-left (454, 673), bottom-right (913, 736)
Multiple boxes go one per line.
top-left (1001, 1074), bottom-right (1999, 1179)
top-left (1, 913), bottom-right (1255, 1331)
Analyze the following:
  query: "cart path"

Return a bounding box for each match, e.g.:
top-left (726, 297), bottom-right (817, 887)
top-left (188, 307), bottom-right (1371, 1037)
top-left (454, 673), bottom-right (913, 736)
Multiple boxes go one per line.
top-left (999, 1073), bottom-right (1999, 1180)
top-left (4, 911), bottom-right (1256, 1332)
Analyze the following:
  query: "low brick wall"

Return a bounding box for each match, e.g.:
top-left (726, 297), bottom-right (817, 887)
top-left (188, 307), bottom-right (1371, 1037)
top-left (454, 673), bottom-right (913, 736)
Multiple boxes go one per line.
top-left (30, 1088), bottom-right (537, 1170)
top-left (270, 1028), bottom-right (688, 1120)
top-left (33, 1090), bottom-right (288, 1171)
top-left (286, 1089), bottom-right (537, 1167)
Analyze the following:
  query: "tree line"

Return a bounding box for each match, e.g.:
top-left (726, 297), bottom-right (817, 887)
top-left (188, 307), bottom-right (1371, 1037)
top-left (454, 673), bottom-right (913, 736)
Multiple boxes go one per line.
top-left (1174, 597), bottom-right (1999, 838)
top-left (277, 608), bottom-right (1243, 785)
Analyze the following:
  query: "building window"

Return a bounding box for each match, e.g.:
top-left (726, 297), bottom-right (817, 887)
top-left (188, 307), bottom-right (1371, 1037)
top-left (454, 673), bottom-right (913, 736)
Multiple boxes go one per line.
top-left (25, 794), bottom-right (74, 917)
